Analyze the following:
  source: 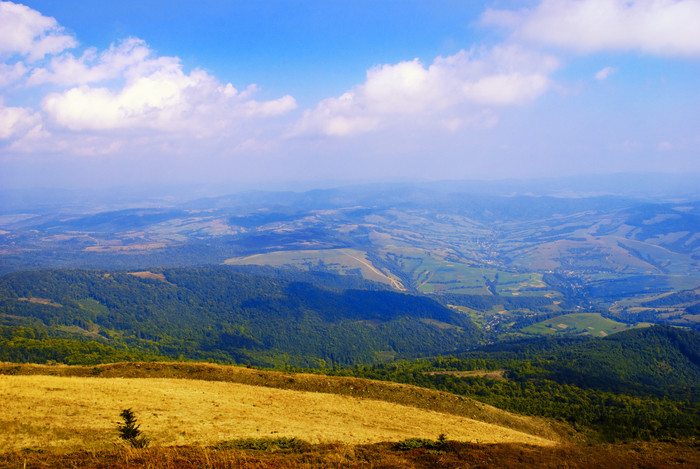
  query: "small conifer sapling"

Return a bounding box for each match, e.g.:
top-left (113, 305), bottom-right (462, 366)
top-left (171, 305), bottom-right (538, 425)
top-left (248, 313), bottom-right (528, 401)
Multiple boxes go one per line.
top-left (117, 408), bottom-right (149, 448)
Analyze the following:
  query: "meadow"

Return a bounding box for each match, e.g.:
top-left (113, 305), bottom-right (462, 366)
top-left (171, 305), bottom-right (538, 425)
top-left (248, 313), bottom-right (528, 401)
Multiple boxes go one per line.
top-left (1, 363), bottom-right (698, 469)
top-left (0, 374), bottom-right (556, 453)
top-left (521, 312), bottom-right (649, 336)
top-left (0, 362), bottom-right (564, 453)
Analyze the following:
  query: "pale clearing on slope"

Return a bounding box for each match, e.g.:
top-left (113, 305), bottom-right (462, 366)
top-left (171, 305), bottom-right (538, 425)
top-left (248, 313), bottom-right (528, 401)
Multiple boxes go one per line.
top-left (0, 375), bottom-right (556, 452)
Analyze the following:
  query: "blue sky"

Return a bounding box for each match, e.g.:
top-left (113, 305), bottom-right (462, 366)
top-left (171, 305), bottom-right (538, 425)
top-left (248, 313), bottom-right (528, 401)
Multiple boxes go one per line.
top-left (1, 0), bottom-right (699, 191)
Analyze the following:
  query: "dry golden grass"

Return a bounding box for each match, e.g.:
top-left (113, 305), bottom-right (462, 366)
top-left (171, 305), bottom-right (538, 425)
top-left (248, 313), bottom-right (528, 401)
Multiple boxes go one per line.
top-left (0, 362), bottom-right (571, 445)
top-left (1, 374), bottom-right (558, 453)
top-left (4, 364), bottom-right (695, 468)
top-left (84, 243), bottom-right (167, 252)
top-left (3, 440), bottom-right (699, 469)
top-left (224, 248), bottom-right (404, 289)
top-left (0, 375), bottom-right (554, 451)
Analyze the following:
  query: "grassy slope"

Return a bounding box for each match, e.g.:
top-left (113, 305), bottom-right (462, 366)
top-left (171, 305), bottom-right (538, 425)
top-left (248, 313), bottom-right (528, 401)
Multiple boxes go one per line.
top-left (225, 248), bottom-right (405, 289)
top-left (1, 375), bottom-right (557, 452)
top-left (0, 362), bottom-right (568, 452)
top-left (522, 312), bottom-right (648, 336)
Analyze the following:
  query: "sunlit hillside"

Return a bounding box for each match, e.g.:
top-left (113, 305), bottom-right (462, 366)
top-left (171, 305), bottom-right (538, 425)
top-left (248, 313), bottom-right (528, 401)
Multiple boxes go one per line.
top-left (1, 363), bottom-right (561, 453)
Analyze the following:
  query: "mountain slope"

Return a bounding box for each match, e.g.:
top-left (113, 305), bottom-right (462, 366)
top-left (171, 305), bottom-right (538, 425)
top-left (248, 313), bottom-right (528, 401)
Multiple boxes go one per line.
top-left (0, 361), bottom-right (566, 453)
top-left (0, 266), bottom-right (481, 366)
top-left (463, 325), bottom-right (700, 398)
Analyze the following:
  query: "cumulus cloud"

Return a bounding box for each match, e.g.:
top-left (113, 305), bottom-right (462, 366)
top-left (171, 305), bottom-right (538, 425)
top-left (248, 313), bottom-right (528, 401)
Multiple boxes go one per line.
top-left (0, 3), bottom-right (297, 155)
top-left (293, 45), bottom-right (558, 137)
top-left (0, 100), bottom-right (41, 139)
top-left (28, 36), bottom-right (296, 135)
top-left (41, 55), bottom-right (296, 134)
top-left (595, 66), bottom-right (618, 80)
top-left (482, 0), bottom-right (700, 56)
top-left (0, 1), bottom-right (76, 61)
top-left (27, 38), bottom-right (152, 86)
top-left (0, 61), bottom-right (26, 88)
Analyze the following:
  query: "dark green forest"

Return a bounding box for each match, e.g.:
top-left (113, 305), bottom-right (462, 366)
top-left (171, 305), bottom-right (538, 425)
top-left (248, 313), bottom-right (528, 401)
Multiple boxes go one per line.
top-left (0, 266), bottom-right (480, 367)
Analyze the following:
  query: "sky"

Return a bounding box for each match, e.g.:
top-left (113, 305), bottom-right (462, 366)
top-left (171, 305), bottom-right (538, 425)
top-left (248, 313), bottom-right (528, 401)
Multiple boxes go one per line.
top-left (1, 0), bottom-right (699, 192)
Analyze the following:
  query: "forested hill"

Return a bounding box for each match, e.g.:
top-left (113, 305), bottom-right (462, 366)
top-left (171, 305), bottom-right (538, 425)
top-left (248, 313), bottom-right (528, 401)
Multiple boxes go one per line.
top-left (333, 325), bottom-right (700, 441)
top-left (0, 266), bottom-right (481, 367)
top-left (461, 325), bottom-right (700, 399)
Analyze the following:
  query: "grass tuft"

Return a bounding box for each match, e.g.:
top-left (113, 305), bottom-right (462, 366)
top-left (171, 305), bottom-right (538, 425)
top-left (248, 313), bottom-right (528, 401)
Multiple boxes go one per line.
top-left (215, 436), bottom-right (311, 452)
top-left (393, 434), bottom-right (448, 452)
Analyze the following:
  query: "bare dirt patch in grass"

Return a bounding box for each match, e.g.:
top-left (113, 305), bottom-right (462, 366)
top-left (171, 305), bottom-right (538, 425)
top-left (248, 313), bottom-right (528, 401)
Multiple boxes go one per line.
top-left (127, 271), bottom-right (171, 284)
top-left (423, 369), bottom-right (506, 380)
top-left (18, 297), bottom-right (62, 307)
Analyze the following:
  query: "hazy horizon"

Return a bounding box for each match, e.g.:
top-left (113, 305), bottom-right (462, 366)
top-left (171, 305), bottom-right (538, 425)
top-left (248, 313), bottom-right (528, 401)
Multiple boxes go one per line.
top-left (2, 1), bottom-right (700, 192)
top-left (2, 172), bottom-right (700, 215)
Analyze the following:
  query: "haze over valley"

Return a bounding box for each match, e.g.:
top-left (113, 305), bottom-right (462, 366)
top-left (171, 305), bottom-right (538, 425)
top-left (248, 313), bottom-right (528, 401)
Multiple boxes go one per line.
top-left (2, 1), bottom-right (700, 467)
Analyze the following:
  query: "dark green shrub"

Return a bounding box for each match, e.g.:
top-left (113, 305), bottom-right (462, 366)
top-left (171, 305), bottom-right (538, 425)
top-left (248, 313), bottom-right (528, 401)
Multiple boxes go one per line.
top-left (117, 408), bottom-right (149, 448)
top-left (215, 437), bottom-right (310, 452)
top-left (394, 434), bottom-right (448, 451)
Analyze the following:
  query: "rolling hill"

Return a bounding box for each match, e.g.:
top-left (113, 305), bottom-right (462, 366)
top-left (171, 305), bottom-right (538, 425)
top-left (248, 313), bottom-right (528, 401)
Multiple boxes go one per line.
top-left (1, 362), bottom-right (699, 469)
top-left (2, 184), bottom-right (699, 332)
top-left (0, 266), bottom-right (482, 367)
top-left (0, 361), bottom-right (564, 453)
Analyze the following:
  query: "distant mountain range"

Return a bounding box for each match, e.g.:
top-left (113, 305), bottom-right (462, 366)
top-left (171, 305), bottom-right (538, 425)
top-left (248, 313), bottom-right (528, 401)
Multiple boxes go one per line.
top-left (2, 183), bottom-right (699, 331)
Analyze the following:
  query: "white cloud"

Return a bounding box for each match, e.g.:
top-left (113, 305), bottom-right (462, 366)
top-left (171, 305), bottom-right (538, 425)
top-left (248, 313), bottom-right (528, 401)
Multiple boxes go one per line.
top-left (595, 66), bottom-right (618, 80)
top-left (0, 3), bottom-right (297, 154)
top-left (27, 38), bottom-right (151, 86)
top-left (0, 61), bottom-right (26, 87)
top-left (482, 0), bottom-right (700, 56)
top-left (41, 63), bottom-right (296, 135)
top-left (293, 45), bottom-right (558, 137)
top-left (0, 100), bottom-right (41, 139)
top-left (0, 1), bottom-right (76, 61)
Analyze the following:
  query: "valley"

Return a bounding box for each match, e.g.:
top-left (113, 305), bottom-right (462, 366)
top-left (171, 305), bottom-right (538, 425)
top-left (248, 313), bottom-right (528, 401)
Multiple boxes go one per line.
top-left (3, 0), bottom-right (700, 465)
top-left (1, 183), bottom-right (699, 466)
top-left (2, 185), bottom-right (699, 336)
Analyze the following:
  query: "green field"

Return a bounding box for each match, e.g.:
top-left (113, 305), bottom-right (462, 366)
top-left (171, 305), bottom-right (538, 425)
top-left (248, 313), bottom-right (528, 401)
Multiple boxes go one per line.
top-left (224, 246), bottom-right (559, 299)
top-left (523, 313), bottom-right (650, 337)
top-left (447, 304), bottom-right (494, 328)
top-left (373, 246), bottom-right (555, 296)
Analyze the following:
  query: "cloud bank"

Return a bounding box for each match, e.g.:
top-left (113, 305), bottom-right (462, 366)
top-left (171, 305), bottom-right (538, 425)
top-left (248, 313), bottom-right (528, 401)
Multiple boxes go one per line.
top-left (0, 2), bottom-right (296, 155)
top-left (293, 45), bottom-right (559, 137)
top-left (39, 39), bottom-right (296, 134)
top-left (482, 0), bottom-right (700, 56)
top-left (0, 1), bottom-right (76, 61)
top-left (1, 0), bottom-right (698, 187)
